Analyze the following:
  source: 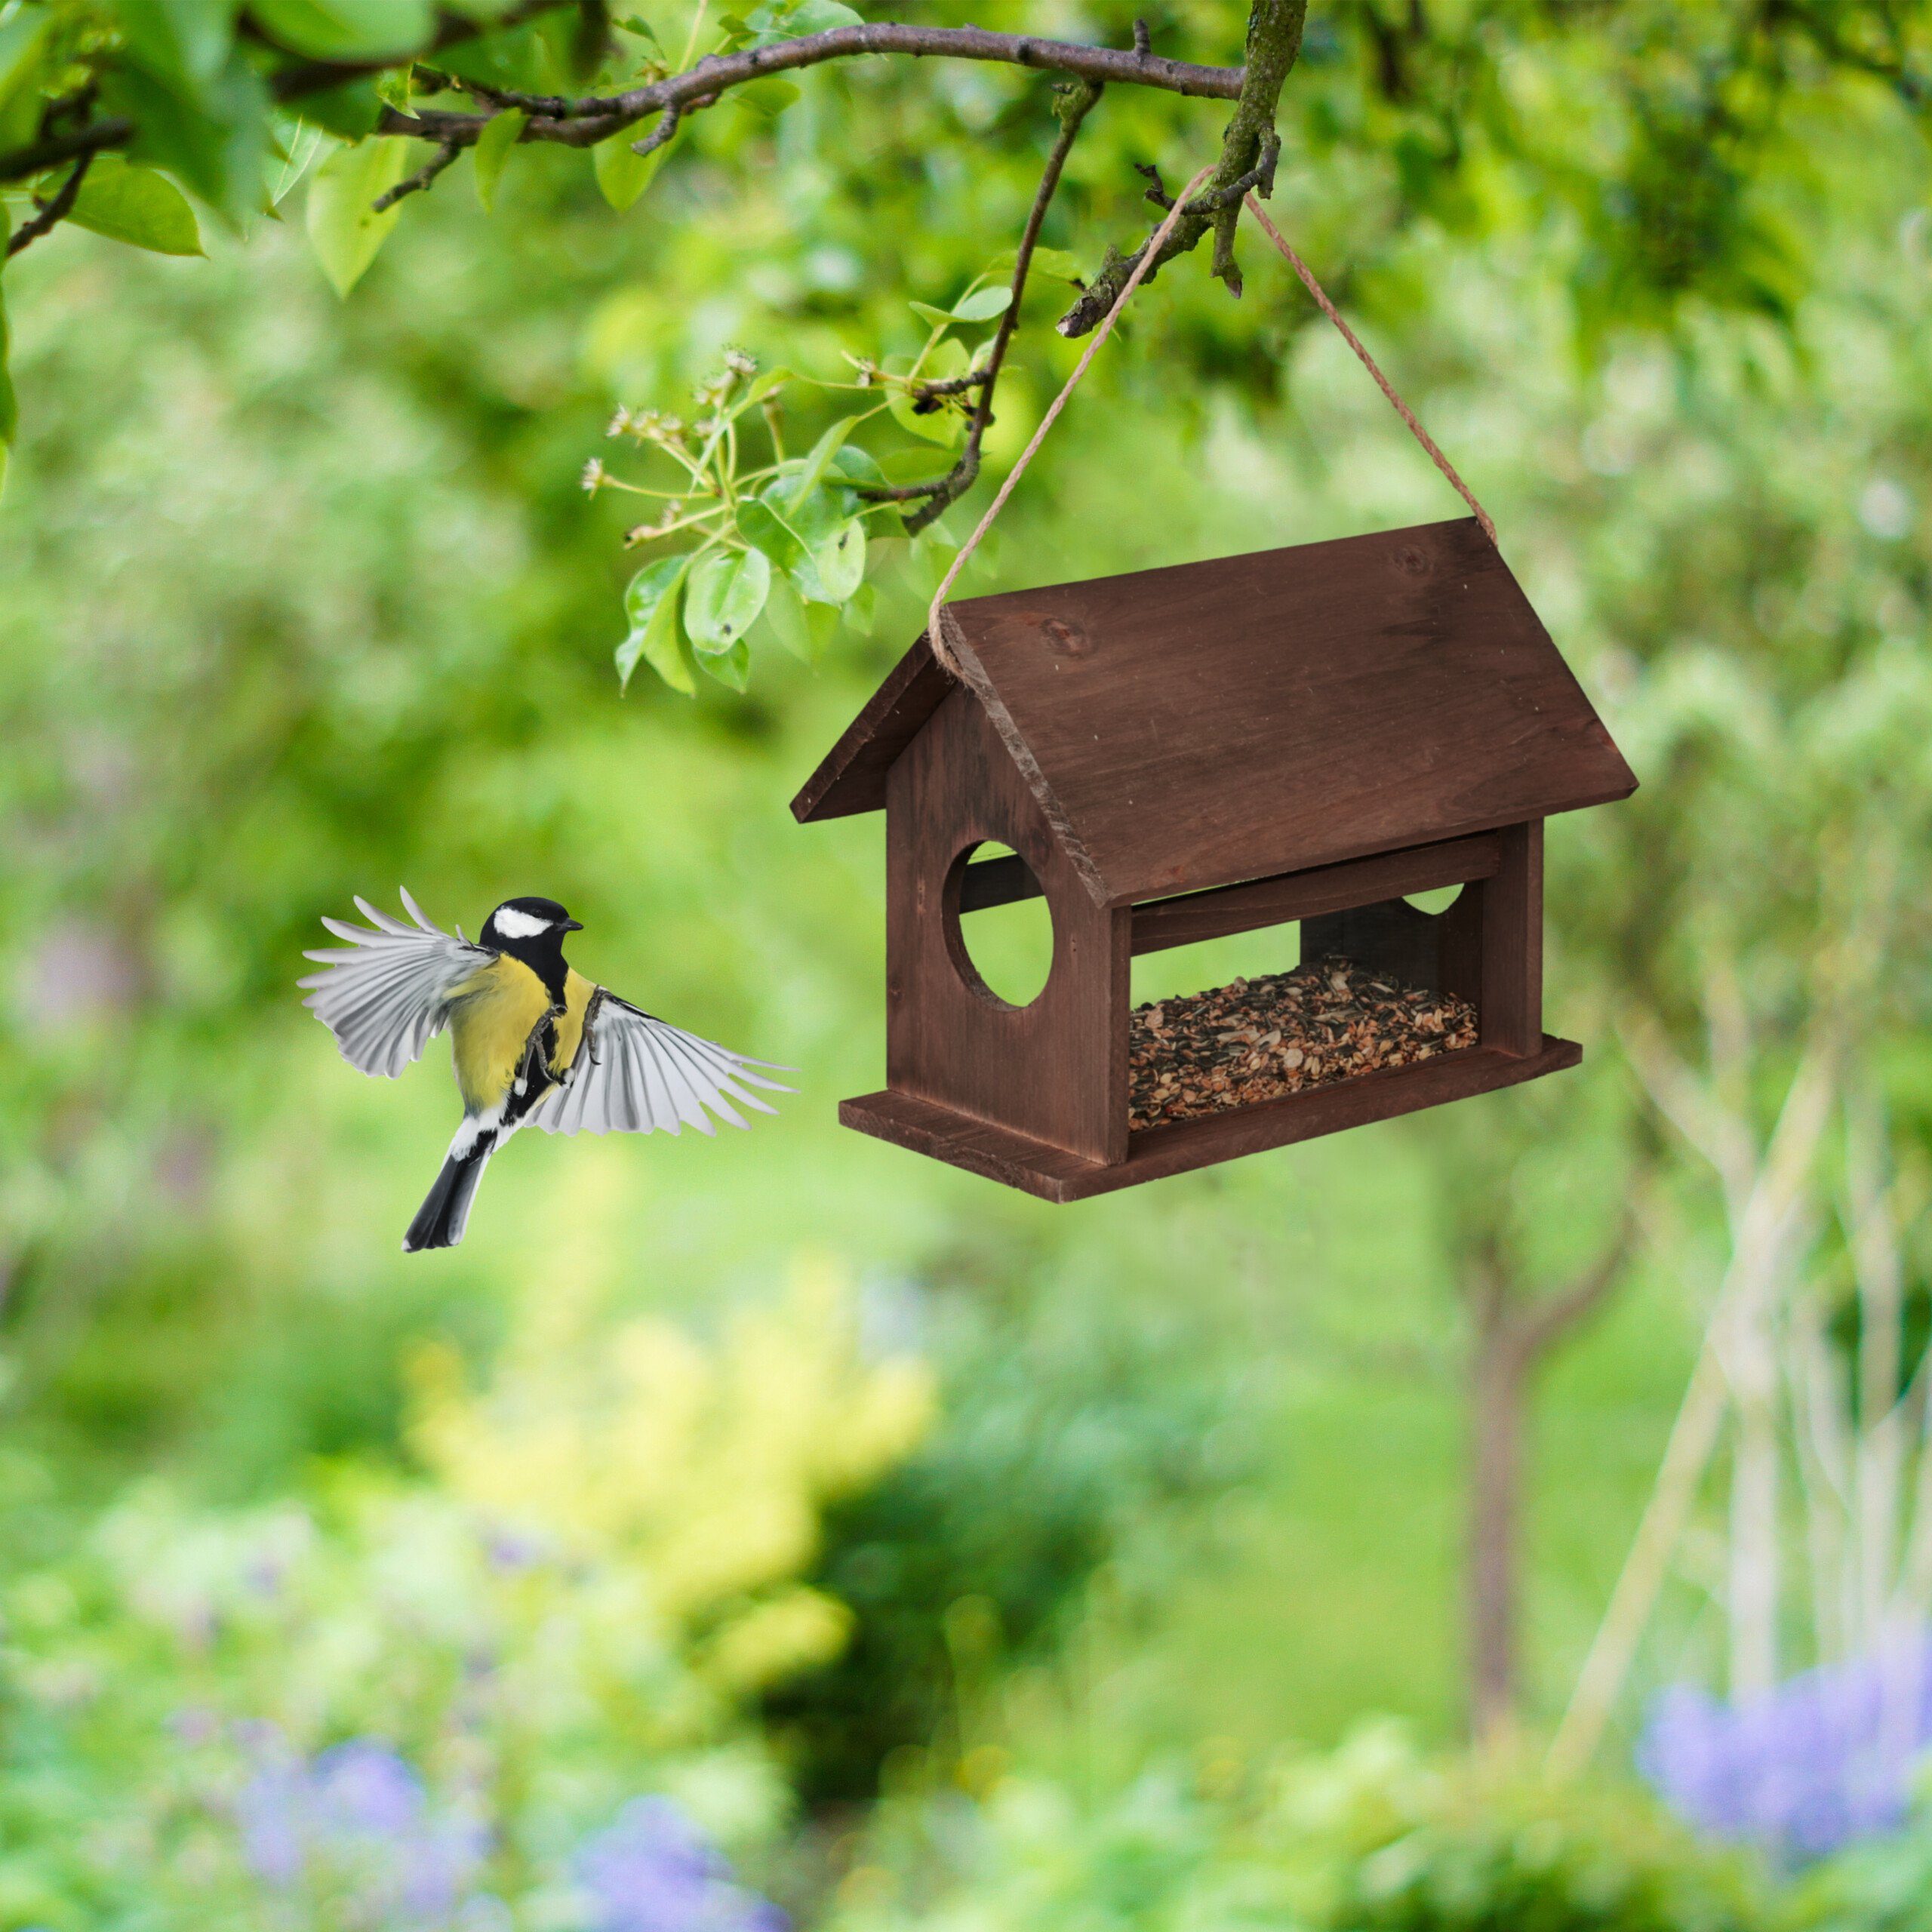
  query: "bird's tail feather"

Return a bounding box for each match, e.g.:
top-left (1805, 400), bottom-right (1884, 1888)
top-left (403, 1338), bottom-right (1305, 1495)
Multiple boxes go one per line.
top-left (403, 1131), bottom-right (497, 1252)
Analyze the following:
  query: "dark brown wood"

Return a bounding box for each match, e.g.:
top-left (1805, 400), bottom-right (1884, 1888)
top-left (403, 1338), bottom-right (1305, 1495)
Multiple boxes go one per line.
top-left (1479, 820), bottom-right (1543, 1055)
top-left (886, 685), bottom-right (1131, 1164)
top-left (794, 518), bottom-right (1638, 909)
top-left (1129, 832), bottom-right (1499, 956)
top-left (1300, 897), bottom-right (1445, 992)
top-left (957, 850), bottom-right (1041, 914)
top-left (840, 1034), bottom-right (1583, 1202)
top-left (1439, 876), bottom-right (1485, 1008)
top-left (789, 635), bottom-right (953, 823)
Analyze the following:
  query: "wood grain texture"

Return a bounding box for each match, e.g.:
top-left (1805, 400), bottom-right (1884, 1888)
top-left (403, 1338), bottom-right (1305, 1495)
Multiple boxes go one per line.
top-left (1479, 820), bottom-right (1543, 1054)
top-left (793, 519), bottom-right (1637, 909)
top-left (886, 685), bottom-right (1130, 1163)
top-left (841, 1034), bottom-right (1584, 1201)
top-left (1131, 832), bottom-right (1499, 956)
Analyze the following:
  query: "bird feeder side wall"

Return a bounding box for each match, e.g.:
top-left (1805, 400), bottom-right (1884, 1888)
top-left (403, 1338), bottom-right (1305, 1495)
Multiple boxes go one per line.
top-left (884, 686), bottom-right (1131, 1164)
top-left (1299, 819), bottom-right (1542, 1054)
top-left (1477, 819), bottom-right (1543, 1055)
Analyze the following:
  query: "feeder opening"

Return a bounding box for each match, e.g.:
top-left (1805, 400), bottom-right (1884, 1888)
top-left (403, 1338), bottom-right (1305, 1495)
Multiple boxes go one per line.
top-left (946, 841), bottom-right (1056, 1009)
top-left (1128, 950), bottom-right (1479, 1133)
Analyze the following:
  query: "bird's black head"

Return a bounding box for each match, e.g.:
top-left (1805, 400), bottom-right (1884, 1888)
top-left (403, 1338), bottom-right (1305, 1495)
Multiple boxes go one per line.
top-left (481, 897), bottom-right (581, 993)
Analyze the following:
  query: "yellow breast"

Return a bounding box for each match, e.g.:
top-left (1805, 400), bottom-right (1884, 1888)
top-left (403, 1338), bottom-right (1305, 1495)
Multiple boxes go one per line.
top-left (551, 968), bottom-right (597, 1077)
top-left (449, 957), bottom-right (556, 1112)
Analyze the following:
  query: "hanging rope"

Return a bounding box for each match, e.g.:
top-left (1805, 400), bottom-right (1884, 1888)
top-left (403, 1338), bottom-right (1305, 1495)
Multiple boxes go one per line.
top-left (924, 172), bottom-right (1497, 677)
top-left (925, 163), bottom-right (1217, 675)
top-left (1241, 193), bottom-right (1497, 546)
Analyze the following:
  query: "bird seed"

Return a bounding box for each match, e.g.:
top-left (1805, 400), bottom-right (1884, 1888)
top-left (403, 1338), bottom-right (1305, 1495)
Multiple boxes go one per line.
top-left (1128, 955), bottom-right (1478, 1131)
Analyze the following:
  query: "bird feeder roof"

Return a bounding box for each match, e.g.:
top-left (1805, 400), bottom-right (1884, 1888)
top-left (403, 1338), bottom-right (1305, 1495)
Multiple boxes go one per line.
top-left (792, 517), bottom-right (1637, 909)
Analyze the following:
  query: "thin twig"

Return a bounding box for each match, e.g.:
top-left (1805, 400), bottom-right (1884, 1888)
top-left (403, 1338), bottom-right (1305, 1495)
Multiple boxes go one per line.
top-left (629, 101), bottom-right (683, 156)
top-left (371, 23), bottom-right (1241, 156)
top-left (924, 160), bottom-right (1215, 673)
top-left (5, 152), bottom-right (94, 257)
top-left (372, 138), bottom-right (462, 211)
top-left (856, 78), bottom-right (1103, 534)
top-left (1056, 0), bottom-right (1305, 333)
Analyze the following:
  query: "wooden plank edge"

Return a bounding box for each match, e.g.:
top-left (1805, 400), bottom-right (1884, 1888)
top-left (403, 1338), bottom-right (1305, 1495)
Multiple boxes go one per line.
top-left (839, 1035), bottom-right (1583, 1201)
top-left (1130, 831), bottom-right (1503, 957)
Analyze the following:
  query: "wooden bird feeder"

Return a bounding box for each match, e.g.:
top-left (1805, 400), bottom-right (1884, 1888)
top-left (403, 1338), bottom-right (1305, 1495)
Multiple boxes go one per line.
top-left (792, 517), bottom-right (1637, 1201)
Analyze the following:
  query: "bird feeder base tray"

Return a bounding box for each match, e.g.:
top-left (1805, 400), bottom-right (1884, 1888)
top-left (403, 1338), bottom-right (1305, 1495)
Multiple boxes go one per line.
top-left (841, 1033), bottom-right (1582, 1201)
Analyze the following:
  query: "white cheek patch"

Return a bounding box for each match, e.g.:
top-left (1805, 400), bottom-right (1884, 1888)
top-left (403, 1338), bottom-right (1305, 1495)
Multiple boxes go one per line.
top-left (490, 907), bottom-right (553, 940)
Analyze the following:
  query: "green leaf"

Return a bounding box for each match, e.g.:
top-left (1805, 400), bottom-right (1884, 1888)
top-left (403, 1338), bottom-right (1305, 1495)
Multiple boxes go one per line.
top-left (878, 446), bottom-right (950, 484)
top-left (847, 578), bottom-right (877, 629)
top-left (593, 125), bottom-right (674, 211)
top-left (305, 138), bottom-right (408, 295)
top-left (618, 14), bottom-right (669, 59)
top-left (737, 492), bottom-right (808, 571)
top-left (749, 0), bottom-right (860, 38)
top-left (112, 0), bottom-right (239, 93)
top-left (0, 9), bottom-right (50, 148)
top-left (784, 414), bottom-right (857, 512)
top-left (885, 339), bottom-right (969, 447)
top-left (268, 115), bottom-right (326, 205)
top-left (685, 546), bottom-right (771, 654)
top-left (988, 244), bottom-right (1082, 285)
top-left (827, 443), bottom-right (886, 488)
top-left (699, 636), bottom-right (752, 690)
top-left (293, 75), bottom-right (383, 140)
top-left (472, 107), bottom-right (526, 213)
top-left (251, 0), bottom-right (432, 60)
top-left (109, 54), bottom-right (268, 221)
top-left (759, 572), bottom-right (816, 662)
top-left (911, 286), bottom-right (1011, 329)
top-left (950, 285), bottom-right (1011, 322)
top-left (733, 78), bottom-right (799, 116)
top-left (66, 158), bottom-right (204, 256)
top-left (812, 518), bottom-right (866, 601)
top-left (374, 64), bottom-right (415, 112)
top-left (617, 552), bottom-right (697, 693)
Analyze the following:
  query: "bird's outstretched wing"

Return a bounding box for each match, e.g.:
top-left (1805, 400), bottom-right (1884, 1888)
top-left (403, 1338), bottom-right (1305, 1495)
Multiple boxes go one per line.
top-left (531, 989), bottom-right (791, 1137)
top-left (300, 890), bottom-right (493, 1078)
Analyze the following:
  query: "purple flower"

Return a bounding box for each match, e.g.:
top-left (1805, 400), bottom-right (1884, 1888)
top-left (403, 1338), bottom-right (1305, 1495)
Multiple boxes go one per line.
top-left (1639, 1636), bottom-right (1932, 1860)
top-left (574, 1798), bottom-right (786, 1932)
top-left (233, 1731), bottom-right (489, 1924)
top-left (312, 1739), bottom-right (427, 1837)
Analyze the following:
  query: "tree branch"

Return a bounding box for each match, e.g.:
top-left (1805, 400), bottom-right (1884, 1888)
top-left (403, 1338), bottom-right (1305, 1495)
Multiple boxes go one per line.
top-left (5, 152), bottom-right (94, 258)
top-left (1057, 0), bottom-right (1305, 334)
top-left (857, 77), bottom-right (1103, 535)
top-left (374, 23), bottom-right (1240, 152)
top-left (0, 118), bottom-right (130, 186)
top-left (371, 137), bottom-right (463, 211)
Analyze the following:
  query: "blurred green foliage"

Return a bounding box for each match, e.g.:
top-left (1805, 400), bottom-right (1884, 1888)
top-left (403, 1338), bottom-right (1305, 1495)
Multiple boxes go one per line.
top-left (827, 1724), bottom-right (1770, 1930)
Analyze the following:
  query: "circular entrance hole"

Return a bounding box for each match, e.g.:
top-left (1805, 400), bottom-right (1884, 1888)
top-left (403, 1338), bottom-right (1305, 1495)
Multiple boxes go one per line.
top-left (946, 841), bottom-right (1056, 1009)
top-left (1404, 884), bottom-right (1466, 916)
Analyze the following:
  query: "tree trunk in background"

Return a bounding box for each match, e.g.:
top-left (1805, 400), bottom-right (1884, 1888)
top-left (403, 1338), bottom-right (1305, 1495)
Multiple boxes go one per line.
top-left (1458, 1210), bottom-right (1638, 1746)
top-left (1469, 1306), bottom-right (1528, 1744)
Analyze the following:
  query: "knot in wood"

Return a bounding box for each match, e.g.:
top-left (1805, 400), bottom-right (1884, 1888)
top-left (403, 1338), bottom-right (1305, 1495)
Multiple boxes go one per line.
top-left (1037, 614), bottom-right (1092, 658)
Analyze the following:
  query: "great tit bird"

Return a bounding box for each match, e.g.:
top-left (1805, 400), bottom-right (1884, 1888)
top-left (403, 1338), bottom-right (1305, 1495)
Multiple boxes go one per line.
top-left (300, 891), bottom-right (789, 1252)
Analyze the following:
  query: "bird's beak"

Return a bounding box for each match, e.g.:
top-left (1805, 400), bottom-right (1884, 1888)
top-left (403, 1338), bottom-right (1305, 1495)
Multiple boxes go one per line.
top-left (561, 919), bottom-right (584, 931)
